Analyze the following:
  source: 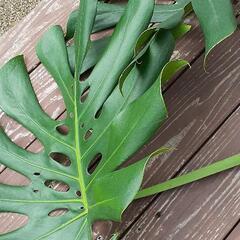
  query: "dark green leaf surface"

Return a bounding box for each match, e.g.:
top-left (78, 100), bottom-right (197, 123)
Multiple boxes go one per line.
top-left (119, 23), bottom-right (191, 92)
top-left (0, 0), bottom-right (177, 239)
top-left (192, 0), bottom-right (237, 62)
top-left (0, 0), bottom-right (238, 238)
top-left (67, 36), bottom-right (111, 74)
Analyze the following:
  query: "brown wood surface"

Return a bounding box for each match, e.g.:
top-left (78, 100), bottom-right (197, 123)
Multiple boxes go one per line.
top-left (0, 0), bottom-right (78, 70)
top-left (123, 103), bottom-right (240, 240)
top-left (1, 0), bottom-right (240, 239)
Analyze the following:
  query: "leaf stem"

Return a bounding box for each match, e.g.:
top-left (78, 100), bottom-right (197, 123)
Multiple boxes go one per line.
top-left (136, 154), bottom-right (240, 199)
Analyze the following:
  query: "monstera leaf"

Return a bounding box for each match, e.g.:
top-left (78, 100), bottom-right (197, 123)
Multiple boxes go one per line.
top-left (0, 0), bottom-right (184, 239)
top-left (0, 0), bottom-right (238, 239)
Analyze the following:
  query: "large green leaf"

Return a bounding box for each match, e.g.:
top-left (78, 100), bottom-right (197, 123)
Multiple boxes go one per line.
top-left (0, 0), bottom-right (179, 239)
top-left (0, 0), bottom-right (238, 238)
top-left (192, 0), bottom-right (237, 63)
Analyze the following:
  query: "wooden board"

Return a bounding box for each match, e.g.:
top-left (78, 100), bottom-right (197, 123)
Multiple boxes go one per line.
top-left (123, 102), bottom-right (240, 240)
top-left (0, 0), bottom-right (78, 70)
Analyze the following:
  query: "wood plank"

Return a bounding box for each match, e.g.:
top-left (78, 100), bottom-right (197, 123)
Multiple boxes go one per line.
top-left (0, 0), bottom-right (78, 169)
top-left (0, 0), bottom-right (78, 71)
top-left (123, 101), bottom-right (240, 240)
top-left (0, 64), bottom-right (64, 149)
top-left (0, 63), bottom-right (66, 172)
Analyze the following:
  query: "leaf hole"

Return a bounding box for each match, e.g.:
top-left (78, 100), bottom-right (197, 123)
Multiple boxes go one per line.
top-left (81, 123), bottom-right (85, 128)
top-left (48, 208), bottom-right (69, 217)
top-left (84, 128), bottom-right (93, 141)
top-left (94, 105), bottom-right (103, 119)
top-left (80, 206), bottom-right (84, 210)
top-left (33, 172), bottom-right (40, 176)
top-left (156, 0), bottom-right (175, 4)
top-left (50, 152), bottom-right (71, 167)
top-left (69, 112), bottom-right (74, 119)
top-left (33, 189), bottom-right (39, 193)
top-left (76, 190), bottom-right (82, 198)
top-left (0, 168), bottom-right (30, 186)
top-left (87, 153), bottom-right (102, 175)
top-left (44, 180), bottom-right (70, 192)
top-left (0, 112), bottom-right (44, 153)
top-left (56, 125), bottom-right (69, 136)
top-left (0, 212), bottom-right (28, 235)
top-left (80, 86), bottom-right (90, 103)
top-left (79, 68), bottom-right (92, 82)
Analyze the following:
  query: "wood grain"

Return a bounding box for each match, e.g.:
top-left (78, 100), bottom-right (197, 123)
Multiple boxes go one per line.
top-left (0, 0), bottom-right (78, 234)
top-left (0, 0), bottom-right (78, 71)
top-left (123, 101), bottom-right (240, 240)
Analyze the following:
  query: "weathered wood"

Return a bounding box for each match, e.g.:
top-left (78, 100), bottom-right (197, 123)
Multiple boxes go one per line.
top-left (0, 56), bottom-right (66, 172)
top-left (0, 0), bottom-right (78, 171)
top-left (92, 3), bottom-right (240, 238)
top-left (0, 65), bottom-right (64, 148)
top-left (123, 103), bottom-right (240, 240)
top-left (0, 0), bottom-right (78, 70)
top-left (0, 0), bottom-right (78, 234)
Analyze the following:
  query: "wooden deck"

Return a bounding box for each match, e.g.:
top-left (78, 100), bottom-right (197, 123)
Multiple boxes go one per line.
top-left (1, 0), bottom-right (240, 239)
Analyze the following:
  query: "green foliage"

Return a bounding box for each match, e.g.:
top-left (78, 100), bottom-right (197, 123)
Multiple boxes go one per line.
top-left (0, 0), bottom-right (238, 239)
top-left (192, 0), bottom-right (237, 64)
